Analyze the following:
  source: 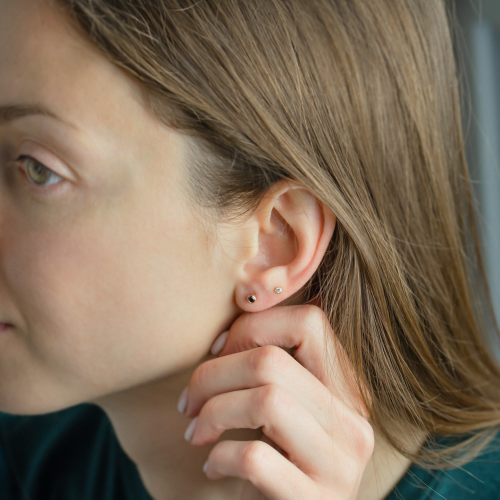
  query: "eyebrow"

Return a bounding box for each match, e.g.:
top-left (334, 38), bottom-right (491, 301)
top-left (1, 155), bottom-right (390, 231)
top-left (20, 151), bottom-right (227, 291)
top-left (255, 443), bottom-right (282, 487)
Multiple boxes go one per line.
top-left (0, 104), bottom-right (68, 126)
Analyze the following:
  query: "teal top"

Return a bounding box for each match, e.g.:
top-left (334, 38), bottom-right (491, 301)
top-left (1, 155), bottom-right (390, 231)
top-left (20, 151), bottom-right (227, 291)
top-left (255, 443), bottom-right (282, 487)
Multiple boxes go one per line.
top-left (0, 404), bottom-right (499, 499)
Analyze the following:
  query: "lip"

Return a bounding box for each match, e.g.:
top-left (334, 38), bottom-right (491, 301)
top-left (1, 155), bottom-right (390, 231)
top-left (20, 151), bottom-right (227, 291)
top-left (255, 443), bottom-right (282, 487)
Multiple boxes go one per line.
top-left (0, 323), bottom-right (13, 333)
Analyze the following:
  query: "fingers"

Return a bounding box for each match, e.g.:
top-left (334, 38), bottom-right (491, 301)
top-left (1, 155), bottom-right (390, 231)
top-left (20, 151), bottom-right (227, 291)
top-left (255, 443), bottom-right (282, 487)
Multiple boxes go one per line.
top-left (204, 439), bottom-right (319, 500)
top-left (219, 305), bottom-right (330, 382)
top-left (180, 304), bottom-right (376, 499)
top-left (187, 384), bottom-right (334, 477)
top-left (217, 305), bottom-right (370, 419)
top-left (185, 344), bottom-right (336, 436)
top-left (184, 343), bottom-right (372, 461)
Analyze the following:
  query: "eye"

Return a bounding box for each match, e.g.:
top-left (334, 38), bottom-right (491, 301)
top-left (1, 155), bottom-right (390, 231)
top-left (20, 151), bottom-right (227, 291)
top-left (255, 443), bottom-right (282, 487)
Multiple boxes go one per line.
top-left (17, 155), bottom-right (64, 187)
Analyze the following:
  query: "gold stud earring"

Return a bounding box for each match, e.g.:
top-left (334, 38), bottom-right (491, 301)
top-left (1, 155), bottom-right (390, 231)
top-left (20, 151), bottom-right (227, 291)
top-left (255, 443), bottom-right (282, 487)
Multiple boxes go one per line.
top-left (247, 294), bottom-right (257, 303)
top-left (274, 287), bottom-right (282, 294)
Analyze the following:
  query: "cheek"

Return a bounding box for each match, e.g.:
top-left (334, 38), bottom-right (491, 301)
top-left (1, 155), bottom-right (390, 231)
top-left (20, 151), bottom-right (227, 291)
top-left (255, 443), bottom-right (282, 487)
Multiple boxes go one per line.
top-left (2, 205), bottom-right (231, 410)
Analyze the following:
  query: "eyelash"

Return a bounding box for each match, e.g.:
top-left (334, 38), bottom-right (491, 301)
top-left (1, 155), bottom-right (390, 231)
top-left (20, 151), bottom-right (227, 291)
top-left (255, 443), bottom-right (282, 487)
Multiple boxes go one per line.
top-left (16, 155), bottom-right (65, 188)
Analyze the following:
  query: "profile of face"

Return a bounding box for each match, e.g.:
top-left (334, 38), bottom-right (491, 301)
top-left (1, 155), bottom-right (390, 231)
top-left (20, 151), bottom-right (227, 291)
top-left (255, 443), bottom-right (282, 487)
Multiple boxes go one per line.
top-left (0, 0), bottom-right (247, 414)
top-left (0, 0), bottom-right (334, 415)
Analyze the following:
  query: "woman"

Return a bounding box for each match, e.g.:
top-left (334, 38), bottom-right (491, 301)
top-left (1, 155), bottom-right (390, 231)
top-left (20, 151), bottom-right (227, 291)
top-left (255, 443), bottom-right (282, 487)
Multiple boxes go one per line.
top-left (0, 0), bottom-right (499, 498)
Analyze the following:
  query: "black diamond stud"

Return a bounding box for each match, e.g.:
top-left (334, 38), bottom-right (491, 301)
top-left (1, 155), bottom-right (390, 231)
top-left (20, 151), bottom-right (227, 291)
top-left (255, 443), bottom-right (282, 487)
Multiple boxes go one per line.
top-left (246, 294), bottom-right (257, 303)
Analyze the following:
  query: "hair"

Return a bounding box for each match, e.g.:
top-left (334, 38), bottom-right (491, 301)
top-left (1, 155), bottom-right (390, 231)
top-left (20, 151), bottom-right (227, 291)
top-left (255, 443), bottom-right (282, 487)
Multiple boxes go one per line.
top-left (53, 0), bottom-right (500, 469)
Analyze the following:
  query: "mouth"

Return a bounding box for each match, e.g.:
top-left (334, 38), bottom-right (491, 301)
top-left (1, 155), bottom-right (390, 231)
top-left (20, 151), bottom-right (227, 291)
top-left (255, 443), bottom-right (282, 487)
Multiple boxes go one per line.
top-left (0, 323), bottom-right (13, 333)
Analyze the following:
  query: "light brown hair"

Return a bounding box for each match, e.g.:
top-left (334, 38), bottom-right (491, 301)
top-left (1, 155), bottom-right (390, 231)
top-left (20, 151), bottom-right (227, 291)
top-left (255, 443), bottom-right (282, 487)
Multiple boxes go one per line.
top-left (54, 0), bottom-right (500, 468)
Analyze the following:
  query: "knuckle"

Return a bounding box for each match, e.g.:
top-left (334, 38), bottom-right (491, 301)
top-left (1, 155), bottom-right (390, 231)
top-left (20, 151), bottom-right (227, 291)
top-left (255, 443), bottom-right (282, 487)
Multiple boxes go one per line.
top-left (343, 457), bottom-right (363, 485)
top-left (255, 384), bottom-right (285, 422)
top-left (252, 345), bottom-right (290, 380)
top-left (351, 418), bottom-right (375, 463)
top-left (333, 452), bottom-right (364, 488)
top-left (200, 395), bottom-right (220, 422)
top-left (296, 304), bottom-right (327, 335)
top-left (358, 420), bottom-right (375, 461)
top-left (191, 359), bottom-right (214, 390)
top-left (240, 441), bottom-right (269, 481)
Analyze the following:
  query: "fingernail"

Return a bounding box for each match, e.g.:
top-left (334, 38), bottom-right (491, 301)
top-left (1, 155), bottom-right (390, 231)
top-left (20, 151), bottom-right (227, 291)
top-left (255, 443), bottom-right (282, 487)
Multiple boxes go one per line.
top-left (184, 417), bottom-right (198, 442)
top-left (210, 330), bottom-right (229, 356)
top-left (177, 386), bottom-right (188, 414)
top-left (203, 460), bottom-right (208, 474)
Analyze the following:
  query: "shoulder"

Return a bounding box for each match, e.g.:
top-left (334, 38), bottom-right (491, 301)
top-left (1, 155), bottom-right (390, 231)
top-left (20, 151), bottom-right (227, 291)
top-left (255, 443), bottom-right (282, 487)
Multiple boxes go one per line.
top-left (0, 404), bottom-right (152, 500)
top-left (448, 431), bottom-right (500, 499)
top-left (387, 429), bottom-right (500, 500)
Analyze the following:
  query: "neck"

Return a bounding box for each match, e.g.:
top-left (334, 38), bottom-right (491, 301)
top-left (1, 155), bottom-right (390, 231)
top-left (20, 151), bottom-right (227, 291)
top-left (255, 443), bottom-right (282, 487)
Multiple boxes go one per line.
top-left (93, 357), bottom-right (426, 500)
top-left (93, 355), bottom-right (259, 499)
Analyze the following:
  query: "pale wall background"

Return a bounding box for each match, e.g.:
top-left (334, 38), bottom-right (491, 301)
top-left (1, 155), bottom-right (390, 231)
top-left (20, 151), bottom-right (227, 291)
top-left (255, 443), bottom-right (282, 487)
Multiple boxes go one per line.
top-left (448, 0), bottom-right (500, 359)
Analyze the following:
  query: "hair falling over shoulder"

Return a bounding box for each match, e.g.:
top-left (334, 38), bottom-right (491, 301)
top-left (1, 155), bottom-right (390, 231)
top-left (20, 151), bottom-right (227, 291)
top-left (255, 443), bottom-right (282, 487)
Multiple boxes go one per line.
top-left (54, 0), bottom-right (500, 468)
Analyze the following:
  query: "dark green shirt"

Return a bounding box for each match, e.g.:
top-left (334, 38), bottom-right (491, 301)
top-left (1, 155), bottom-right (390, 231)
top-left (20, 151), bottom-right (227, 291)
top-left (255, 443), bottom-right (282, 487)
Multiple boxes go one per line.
top-left (1, 404), bottom-right (499, 499)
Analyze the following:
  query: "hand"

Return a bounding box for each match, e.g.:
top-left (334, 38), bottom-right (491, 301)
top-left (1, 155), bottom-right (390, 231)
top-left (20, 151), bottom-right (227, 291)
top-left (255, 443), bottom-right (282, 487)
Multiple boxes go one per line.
top-left (179, 305), bottom-right (375, 500)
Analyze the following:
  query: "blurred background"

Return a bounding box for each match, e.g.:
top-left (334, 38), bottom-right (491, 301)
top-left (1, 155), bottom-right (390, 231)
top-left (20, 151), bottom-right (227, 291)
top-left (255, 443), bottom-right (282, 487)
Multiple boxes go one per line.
top-left (448, 0), bottom-right (500, 359)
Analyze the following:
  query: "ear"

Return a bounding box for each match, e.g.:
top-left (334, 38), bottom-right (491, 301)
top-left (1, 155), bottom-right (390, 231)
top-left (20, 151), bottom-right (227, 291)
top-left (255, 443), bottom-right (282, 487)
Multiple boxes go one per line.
top-left (233, 180), bottom-right (336, 311)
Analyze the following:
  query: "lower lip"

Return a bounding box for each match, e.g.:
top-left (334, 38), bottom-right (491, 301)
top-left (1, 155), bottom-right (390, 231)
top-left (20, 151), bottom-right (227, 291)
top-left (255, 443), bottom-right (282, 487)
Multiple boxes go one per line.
top-left (0, 323), bottom-right (13, 334)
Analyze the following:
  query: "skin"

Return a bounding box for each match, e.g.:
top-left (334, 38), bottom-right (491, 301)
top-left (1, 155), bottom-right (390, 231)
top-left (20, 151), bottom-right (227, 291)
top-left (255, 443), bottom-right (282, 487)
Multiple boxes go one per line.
top-left (0, 0), bottom-right (427, 498)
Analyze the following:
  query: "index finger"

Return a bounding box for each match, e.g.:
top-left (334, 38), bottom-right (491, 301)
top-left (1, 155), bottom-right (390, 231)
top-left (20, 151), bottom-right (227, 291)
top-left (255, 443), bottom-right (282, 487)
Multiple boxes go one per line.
top-left (217, 304), bottom-right (370, 419)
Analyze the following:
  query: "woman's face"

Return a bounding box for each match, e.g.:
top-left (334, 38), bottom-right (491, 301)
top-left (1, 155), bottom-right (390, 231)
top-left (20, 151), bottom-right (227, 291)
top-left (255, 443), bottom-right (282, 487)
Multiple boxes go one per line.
top-left (0, 0), bottom-right (242, 414)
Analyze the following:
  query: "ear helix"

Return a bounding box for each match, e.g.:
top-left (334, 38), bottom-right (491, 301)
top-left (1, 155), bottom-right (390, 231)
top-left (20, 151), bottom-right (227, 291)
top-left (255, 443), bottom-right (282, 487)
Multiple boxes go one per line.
top-left (246, 287), bottom-right (283, 304)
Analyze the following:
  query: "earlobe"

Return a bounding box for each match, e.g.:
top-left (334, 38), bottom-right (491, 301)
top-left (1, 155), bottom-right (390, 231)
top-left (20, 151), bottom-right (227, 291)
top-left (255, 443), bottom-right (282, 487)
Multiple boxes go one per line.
top-left (235, 181), bottom-right (336, 311)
